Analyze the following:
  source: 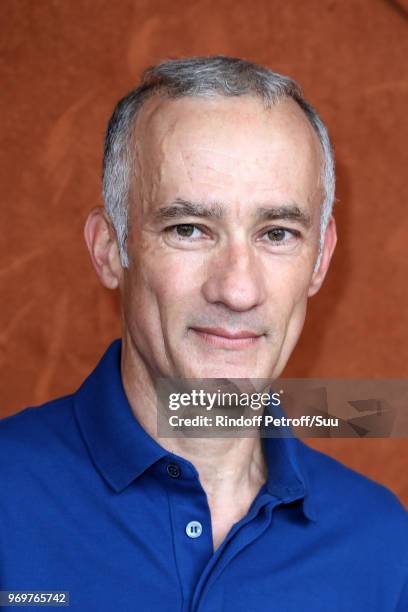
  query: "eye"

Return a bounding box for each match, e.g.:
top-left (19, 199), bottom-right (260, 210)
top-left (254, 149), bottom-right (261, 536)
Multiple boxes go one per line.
top-left (165, 224), bottom-right (206, 241)
top-left (263, 227), bottom-right (300, 245)
top-left (267, 228), bottom-right (287, 242)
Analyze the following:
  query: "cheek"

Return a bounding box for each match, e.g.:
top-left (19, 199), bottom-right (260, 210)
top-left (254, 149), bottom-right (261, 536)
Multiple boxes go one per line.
top-left (265, 260), bottom-right (313, 322)
top-left (130, 246), bottom-right (206, 322)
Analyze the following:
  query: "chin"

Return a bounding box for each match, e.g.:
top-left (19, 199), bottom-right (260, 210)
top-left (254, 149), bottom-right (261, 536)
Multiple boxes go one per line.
top-left (181, 362), bottom-right (274, 381)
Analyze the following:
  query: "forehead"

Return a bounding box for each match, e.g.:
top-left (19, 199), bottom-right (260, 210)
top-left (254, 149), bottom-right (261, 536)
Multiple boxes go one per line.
top-left (131, 94), bottom-right (323, 211)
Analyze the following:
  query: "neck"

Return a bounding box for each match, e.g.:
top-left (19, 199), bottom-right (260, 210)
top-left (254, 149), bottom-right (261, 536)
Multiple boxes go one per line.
top-left (120, 333), bottom-right (268, 506)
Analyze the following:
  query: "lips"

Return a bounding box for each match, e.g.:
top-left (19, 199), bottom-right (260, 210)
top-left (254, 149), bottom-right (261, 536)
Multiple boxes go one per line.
top-left (190, 326), bottom-right (263, 349)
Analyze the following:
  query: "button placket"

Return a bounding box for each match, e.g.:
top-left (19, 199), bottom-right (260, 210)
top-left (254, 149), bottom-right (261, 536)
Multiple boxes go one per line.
top-left (164, 458), bottom-right (213, 607)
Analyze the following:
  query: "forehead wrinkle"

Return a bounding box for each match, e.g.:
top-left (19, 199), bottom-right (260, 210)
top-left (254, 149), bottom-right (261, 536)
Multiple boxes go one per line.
top-left (132, 96), bottom-right (324, 226)
top-left (179, 148), bottom-right (243, 187)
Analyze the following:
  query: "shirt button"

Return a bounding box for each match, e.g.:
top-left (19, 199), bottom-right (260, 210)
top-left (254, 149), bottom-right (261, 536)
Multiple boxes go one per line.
top-left (186, 521), bottom-right (202, 538)
top-left (166, 463), bottom-right (181, 478)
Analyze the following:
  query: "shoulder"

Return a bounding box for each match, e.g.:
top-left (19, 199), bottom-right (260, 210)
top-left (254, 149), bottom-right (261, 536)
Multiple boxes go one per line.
top-left (0, 395), bottom-right (78, 472)
top-left (298, 440), bottom-right (408, 534)
top-left (298, 441), bottom-right (408, 604)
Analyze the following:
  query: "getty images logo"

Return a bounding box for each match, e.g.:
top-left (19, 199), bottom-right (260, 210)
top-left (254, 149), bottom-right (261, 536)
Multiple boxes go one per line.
top-left (167, 388), bottom-right (281, 411)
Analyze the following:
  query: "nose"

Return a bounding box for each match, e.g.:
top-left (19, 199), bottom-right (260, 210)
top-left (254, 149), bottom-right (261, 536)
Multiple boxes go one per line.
top-left (201, 240), bottom-right (267, 312)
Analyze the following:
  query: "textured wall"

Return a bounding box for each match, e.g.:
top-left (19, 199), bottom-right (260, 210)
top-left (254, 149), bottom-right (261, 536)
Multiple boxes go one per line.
top-left (1, 0), bottom-right (407, 505)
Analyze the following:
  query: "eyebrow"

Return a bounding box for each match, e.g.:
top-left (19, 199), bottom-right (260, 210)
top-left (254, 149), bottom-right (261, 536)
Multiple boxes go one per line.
top-left (255, 205), bottom-right (312, 228)
top-left (153, 198), bottom-right (312, 229)
top-left (153, 198), bottom-right (223, 220)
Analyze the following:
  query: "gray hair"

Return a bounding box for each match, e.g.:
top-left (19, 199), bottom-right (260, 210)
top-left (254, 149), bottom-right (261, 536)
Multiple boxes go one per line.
top-left (102, 56), bottom-right (335, 269)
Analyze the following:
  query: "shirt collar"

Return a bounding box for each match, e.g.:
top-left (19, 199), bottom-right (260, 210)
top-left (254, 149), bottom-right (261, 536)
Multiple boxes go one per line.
top-left (74, 339), bottom-right (317, 522)
top-left (262, 436), bottom-right (317, 521)
top-left (74, 339), bottom-right (167, 492)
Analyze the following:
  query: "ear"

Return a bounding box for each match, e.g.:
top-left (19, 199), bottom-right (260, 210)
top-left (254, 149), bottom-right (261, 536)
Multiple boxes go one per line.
top-left (308, 215), bottom-right (337, 297)
top-left (84, 207), bottom-right (123, 290)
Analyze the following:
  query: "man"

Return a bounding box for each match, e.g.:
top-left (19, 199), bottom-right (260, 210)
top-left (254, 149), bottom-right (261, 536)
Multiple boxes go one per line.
top-left (0, 56), bottom-right (406, 611)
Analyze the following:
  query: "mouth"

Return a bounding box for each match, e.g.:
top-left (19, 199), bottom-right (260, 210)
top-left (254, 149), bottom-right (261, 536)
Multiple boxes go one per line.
top-left (190, 326), bottom-right (264, 350)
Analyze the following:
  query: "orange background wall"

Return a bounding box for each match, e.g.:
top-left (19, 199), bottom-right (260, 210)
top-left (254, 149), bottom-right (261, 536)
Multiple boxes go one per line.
top-left (1, 0), bottom-right (407, 506)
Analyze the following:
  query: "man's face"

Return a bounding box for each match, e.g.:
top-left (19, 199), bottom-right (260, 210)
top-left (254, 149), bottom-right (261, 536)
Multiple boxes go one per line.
top-left (121, 94), bottom-right (330, 379)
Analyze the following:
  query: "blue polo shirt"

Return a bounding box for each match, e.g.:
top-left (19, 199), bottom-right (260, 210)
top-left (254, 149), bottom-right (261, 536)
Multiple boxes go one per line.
top-left (0, 340), bottom-right (407, 611)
